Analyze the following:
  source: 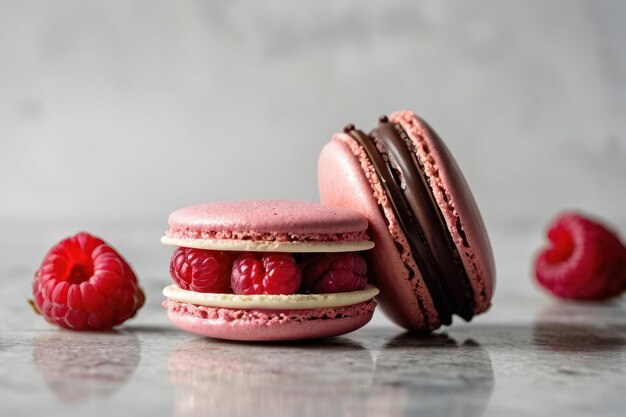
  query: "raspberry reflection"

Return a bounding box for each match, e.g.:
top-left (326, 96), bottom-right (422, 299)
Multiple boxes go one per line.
top-left (32, 331), bottom-right (140, 403)
top-left (366, 333), bottom-right (494, 417)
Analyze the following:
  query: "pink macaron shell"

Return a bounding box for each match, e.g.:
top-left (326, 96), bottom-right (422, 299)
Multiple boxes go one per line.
top-left (318, 135), bottom-right (440, 331)
top-left (166, 200), bottom-right (369, 243)
top-left (390, 111), bottom-right (495, 313)
top-left (164, 300), bottom-right (376, 342)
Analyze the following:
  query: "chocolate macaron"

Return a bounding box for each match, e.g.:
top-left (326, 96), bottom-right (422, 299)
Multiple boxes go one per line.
top-left (318, 110), bottom-right (495, 331)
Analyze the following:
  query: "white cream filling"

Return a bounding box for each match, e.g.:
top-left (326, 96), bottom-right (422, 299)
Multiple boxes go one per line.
top-left (160, 236), bottom-right (374, 253)
top-left (163, 284), bottom-right (379, 310)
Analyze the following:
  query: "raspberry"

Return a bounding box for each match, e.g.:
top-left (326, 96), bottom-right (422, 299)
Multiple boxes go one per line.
top-left (32, 232), bottom-right (144, 330)
top-left (302, 253), bottom-right (368, 294)
top-left (534, 213), bottom-right (626, 300)
top-left (169, 247), bottom-right (234, 293)
top-left (231, 253), bottom-right (301, 295)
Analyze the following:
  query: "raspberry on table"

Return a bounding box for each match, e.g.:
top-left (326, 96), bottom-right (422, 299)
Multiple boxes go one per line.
top-left (231, 253), bottom-right (301, 295)
top-left (170, 247), bottom-right (234, 293)
top-left (302, 253), bottom-right (368, 294)
top-left (534, 212), bottom-right (626, 300)
top-left (32, 232), bottom-right (144, 330)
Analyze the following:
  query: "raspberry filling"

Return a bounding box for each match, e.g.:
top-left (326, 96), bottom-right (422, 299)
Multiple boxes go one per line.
top-left (168, 248), bottom-right (369, 296)
top-left (301, 253), bottom-right (368, 294)
top-left (170, 247), bottom-right (234, 293)
top-left (231, 253), bottom-right (302, 295)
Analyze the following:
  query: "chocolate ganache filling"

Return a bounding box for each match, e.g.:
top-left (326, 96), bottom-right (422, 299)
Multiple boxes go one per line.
top-left (345, 117), bottom-right (474, 324)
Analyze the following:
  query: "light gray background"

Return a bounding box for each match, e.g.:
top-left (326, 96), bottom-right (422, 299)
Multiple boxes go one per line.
top-left (1, 0), bottom-right (625, 308)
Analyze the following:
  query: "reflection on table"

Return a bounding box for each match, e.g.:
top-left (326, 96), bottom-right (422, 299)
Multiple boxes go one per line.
top-left (168, 331), bottom-right (494, 417)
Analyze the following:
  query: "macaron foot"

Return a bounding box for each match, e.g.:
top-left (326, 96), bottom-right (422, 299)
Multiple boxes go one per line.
top-left (164, 299), bottom-right (376, 342)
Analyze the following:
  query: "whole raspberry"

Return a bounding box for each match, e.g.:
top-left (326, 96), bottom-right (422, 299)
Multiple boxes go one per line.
top-left (302, 253), bottom-right (368, 294)
top-left (32, 232), bottom-right (144, 330)
top-left (170, 247), bottom-right (234, 293)
top-left (534, 213), bottom-right (626, 300)
top-left (231, 253), bottom-right (301, 295)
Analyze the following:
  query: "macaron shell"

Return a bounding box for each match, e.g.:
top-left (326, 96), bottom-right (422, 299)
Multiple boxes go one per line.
top-left (318, 135), bottom-right (440, 331)
top-left (167, 200), bottom-right (368, 237)
top-left (164, 300), bottom-right (376, 341)
top-left (390, 111), bottom-right (495, 313)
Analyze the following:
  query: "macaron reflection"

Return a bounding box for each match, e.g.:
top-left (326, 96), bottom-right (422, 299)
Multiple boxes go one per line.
top-left (366, 333), bottom-right (494, 417)
top-left (32, 331), bottom-right (140, 403)
top-left (168, 337), bottom-right (375, 417)
top-left (168, 330), bottom-right (494, 417)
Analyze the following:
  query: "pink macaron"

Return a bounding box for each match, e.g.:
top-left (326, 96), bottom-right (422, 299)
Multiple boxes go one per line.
top-left (318, 110), bottom-right (495, 332)
top-left (161, 200), bottom-right (379, 341)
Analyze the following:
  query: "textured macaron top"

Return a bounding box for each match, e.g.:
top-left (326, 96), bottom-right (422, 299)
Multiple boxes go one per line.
top-left (165, 200), bottom-right (370, 244)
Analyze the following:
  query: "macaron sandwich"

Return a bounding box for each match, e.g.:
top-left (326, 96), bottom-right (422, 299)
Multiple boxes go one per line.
top-left (162, 200), bottom-right (379, 341)
top-left (162, 109), bottom-right (495, 340)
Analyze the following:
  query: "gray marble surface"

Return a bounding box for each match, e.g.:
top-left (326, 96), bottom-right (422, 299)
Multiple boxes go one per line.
top-left (2, 302), bottom-right (626, 417)
top-left (1, 222), bottom-right (626, 417)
